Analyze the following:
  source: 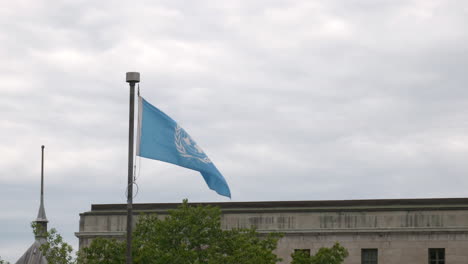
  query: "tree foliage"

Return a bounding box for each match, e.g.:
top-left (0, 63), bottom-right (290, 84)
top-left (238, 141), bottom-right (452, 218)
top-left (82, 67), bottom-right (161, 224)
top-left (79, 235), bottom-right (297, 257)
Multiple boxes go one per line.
top-left (32, 223), bottom-right (75, 264)
top-left (76, 238), bottom-right (125, 264)
top-left (291, 243), bottom-right (349, 264)
top-left (216, 229), bottom-right (281, 264)
top-left (0, 257), bottom-right (10, 264)
top-left (290, 250), bottom-right (311, 264)
top-left (78, 199), bottom-right (282, 264)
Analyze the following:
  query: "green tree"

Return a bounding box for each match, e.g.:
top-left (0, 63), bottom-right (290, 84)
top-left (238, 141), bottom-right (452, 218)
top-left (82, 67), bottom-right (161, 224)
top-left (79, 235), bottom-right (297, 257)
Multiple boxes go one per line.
top-left (78, 199), bottom-right (282, 264)
top-left (290, 250), bottom-right (311, 264)
top-left (0, 257), bottom-right (10, 264)
top-left (32, 223), bottom-right (75, 264)
top-left (215, 229), bottom-right (282, 264)
top-left (76, 238), bottom-right (125, 264)
top-left (291, 243), bottom-right (348, 264)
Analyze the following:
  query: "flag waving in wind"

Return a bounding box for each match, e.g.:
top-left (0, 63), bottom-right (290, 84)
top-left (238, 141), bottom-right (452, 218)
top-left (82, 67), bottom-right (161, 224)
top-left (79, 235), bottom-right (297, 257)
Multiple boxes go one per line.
top-left (136, 96), bottom-right (231, 198)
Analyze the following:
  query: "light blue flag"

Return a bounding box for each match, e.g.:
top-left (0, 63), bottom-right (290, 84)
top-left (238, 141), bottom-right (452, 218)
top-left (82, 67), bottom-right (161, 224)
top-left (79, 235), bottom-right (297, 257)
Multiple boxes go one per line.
top-left (136, 96), bottom-right (231, 198)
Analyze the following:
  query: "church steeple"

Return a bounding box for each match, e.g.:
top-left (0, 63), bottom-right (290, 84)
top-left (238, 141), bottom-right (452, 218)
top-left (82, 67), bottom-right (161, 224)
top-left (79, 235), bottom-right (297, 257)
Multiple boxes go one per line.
top-left (35, 145), bottom-right (48, 240)
top-left (16, 145), bottom-right (49, 264)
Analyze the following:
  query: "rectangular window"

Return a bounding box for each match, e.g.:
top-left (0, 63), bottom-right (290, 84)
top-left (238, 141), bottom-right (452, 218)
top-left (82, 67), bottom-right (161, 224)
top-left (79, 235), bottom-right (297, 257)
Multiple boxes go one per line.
top-left (294, 249), bottom-right (311, 256)
top-left (429, 248), bottom-right (445, 264)
top-left (362, 249), bottom-right (378, 264)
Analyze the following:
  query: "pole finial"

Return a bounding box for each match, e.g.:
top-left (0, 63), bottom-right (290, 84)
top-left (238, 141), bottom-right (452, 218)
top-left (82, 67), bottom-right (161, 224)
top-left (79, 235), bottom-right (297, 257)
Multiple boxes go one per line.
top-left (126, 72), bottom-right (140, 83)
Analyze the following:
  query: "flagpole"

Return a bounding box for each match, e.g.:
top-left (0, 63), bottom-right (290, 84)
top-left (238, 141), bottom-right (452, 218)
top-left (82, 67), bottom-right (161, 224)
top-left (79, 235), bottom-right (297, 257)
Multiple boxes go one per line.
top-left (126, 71), bottom-right (140, 264)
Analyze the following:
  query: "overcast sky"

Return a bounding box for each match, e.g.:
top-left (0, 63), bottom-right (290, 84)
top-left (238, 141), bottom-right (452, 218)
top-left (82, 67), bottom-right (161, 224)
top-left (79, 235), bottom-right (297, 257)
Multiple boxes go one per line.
top-left (1, 0), bottom-right (468, 261)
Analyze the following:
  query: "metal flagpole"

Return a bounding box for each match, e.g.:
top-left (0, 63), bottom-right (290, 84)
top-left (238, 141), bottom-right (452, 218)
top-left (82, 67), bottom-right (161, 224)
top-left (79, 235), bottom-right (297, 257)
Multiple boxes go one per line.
top-left (126, 72), bottom-right (140, 264)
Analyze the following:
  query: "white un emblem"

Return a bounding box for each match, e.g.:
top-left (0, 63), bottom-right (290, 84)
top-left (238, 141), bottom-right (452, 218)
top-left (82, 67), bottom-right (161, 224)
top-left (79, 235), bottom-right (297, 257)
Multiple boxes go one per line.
top-left (175, 125), bottom-right (212, 164)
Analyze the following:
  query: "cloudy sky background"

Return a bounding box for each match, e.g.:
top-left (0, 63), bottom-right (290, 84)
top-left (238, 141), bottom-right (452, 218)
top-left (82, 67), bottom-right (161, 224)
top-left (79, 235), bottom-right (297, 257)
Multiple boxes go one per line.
top-left (1, 0), bottom-right (468, 260)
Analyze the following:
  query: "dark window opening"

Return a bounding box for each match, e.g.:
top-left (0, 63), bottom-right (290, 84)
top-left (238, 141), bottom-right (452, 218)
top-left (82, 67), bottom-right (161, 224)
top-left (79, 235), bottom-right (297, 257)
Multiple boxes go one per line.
top-left (362, 248), bottom-right (378, 264)
top-left (429, 248), bottom-right (445, 264)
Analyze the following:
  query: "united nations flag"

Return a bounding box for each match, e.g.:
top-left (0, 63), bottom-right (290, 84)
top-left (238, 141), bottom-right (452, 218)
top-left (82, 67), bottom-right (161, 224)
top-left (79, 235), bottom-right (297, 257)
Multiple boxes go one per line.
top-left (136, 96), bottom-right (231, 198)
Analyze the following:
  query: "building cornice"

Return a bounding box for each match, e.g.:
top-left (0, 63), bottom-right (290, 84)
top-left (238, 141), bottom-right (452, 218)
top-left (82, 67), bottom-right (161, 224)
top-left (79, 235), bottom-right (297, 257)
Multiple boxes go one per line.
top-left (82, 198), bottom-right (468, 215)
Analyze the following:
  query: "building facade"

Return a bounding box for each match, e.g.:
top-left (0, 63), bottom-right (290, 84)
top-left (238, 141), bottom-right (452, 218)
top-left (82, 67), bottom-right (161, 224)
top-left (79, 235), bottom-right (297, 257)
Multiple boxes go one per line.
top-left (75, 198), bottom-right (468, 264)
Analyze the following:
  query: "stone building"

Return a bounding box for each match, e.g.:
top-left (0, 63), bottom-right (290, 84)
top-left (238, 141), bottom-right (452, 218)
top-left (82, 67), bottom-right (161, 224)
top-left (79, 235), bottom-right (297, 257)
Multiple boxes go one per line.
top-left (75, 198), bottom-right (468, 264)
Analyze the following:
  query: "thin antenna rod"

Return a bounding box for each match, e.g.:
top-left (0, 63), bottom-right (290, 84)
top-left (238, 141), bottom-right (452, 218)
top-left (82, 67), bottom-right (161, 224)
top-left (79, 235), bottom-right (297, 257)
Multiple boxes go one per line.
top-left (36, 145), bottom-right (47, 222)
top-left (41, 145), bottom-right (44, 205)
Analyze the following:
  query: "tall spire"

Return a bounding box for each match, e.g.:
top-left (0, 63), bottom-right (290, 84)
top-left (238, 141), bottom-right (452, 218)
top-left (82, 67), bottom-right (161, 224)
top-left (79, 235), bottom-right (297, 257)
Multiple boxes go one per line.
top-left (16, 145), bottom-right (49, 264)
top-left (35, 145), bottom-right (48, 240)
